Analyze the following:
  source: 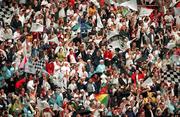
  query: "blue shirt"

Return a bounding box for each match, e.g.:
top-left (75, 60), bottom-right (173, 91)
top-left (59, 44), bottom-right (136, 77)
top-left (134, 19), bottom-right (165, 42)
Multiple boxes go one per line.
top-left (95, 64), bottom-right (105, 73)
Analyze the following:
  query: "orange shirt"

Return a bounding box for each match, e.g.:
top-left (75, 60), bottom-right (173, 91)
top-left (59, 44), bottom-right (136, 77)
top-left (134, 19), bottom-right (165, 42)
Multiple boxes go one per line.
top-left (88, 7), bottom-right (96, 17)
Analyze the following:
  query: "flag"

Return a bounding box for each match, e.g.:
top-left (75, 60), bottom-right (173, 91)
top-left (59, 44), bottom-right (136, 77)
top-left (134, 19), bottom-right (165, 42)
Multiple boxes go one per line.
top-left (167, 42), bottom-right (176, 49)
top-left (95, 94), bottom-right (109, 106)
top-left (72, 24), bottom-right (80, 31)
top-left (122, 8), bottom-right (129, 16)
top-left (22, 40), bottom-right (28, 56)
top-left (41, 68), bottom-right (51, 76)
top-left (174, 7), bottom-right (180, 16)
top-left (139, 7), bottom-right (154, 17)
top-left (110, 0), bottom-right (122, 7)
top-left (69, 0), bottom-right (75, 7)
top-left (141, 78), bottom-right (154, 88)
top-left (161, 69), bottom-right (180, 85)
top-left (41, 0), bottom-right (48, 6)
top-left (30, 23), bottom-right (44, 32)
top-left (109, 0), bottom-right (115, 5)
top-left (24, 62), bottom-right (36, 74)
top-left (96, 13), bottom-right (104, 29)
top-left (99, 86), bottom-right (108, 94)
top-left (90, 0), bottom-right (100, 8)
top-left (48, 36), bottom-right (59, 44)
top-left (119, 0), bottom-right (138, 11)
top-left (147, 0), bottom-right (154, 4)
top-left (100, 0), bottom-right (105, 7)
top-left (19, 56), bottom-right (28, 69)
top-left (174, 0), bottom-right (180, 7)
top-left (59, 8), bottom-right (66, 18)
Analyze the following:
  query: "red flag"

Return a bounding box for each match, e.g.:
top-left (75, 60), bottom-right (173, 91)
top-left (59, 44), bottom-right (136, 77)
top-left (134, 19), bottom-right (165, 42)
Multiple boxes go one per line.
top-left (100, 0), bottom-right (104, 7)
top-left (69, 0), bottom-right (75, 7)
top-left (175, 1), bottom-right (180, 8)
top-left (99, 86), bottom-right (108, 94)
top-left (15, 78), bottom-right (26, 88)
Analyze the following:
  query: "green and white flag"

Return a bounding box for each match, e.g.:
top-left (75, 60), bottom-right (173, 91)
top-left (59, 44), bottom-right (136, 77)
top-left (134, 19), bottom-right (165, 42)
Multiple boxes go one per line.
top-left (139, 7), bottom-right (154, 17)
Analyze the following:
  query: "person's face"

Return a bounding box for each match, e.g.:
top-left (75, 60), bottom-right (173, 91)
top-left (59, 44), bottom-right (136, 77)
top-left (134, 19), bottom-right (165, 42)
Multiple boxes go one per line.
top-left (70, 50), bottom-right (73, 54)
top-left (89, 79), bottom-right (92, 83)
top-left (100, 61), bottom-right (104, 64)
top-left (15, 16), bottom-right (19, 20)
top-left (140, 111), bottom-right (145, 117)
top-left (59, 48), bottom-right (63, 52)
top-left (132, 42), bottom-right (136, 47)
top-left (150, 28), bottom-right (154, 33)
top-left (77, 33), bottom-right (80, 37)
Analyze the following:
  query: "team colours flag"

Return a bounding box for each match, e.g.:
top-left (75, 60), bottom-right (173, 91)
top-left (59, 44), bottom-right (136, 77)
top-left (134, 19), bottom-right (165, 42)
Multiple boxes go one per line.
top-left (95, 94), bottom-right (109, 106)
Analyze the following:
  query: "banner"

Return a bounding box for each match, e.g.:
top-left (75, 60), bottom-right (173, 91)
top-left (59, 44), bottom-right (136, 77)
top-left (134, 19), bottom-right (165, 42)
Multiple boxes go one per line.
top-left (30, 23), bottom-right (44, 32)
top-left (139, 7), bottom-right (154, 17)
top-left (119, 0), bottom-right (138, 11)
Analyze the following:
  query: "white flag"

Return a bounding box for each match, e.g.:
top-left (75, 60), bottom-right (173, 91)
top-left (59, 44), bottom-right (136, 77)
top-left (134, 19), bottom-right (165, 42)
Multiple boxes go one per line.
top-left (48, 36), bottom-right (59, 44)
top-left (141, 78), bottom-right (154, 88)
top-left (30, 23), bottom-right (44, 32)
top-left (41, 0), bottom-right (48, 6)
top-left (55, 46), bottom-right (61, 54)
top-left (139, 7), bottom-right (154, 17)
top-left (59, 8), bottom-right (66, 18)
top-left (90, 0), bottom-right (100, 8)
top-left (119, 0), bottom-right (138, 11)
top-left (96, 13), bottom-right (104, 29)
top-left (174, 7), bottom-right (180, 16)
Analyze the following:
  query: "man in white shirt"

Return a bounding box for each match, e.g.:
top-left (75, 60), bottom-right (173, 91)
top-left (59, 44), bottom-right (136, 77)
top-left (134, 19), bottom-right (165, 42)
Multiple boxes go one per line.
top-left (68, 80), bottom-right (77, 92)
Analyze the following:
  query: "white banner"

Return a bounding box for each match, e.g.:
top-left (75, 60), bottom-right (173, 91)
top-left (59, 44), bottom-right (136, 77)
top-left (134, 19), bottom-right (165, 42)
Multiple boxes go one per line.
top-left (30, 23), bottom-right (44, 32)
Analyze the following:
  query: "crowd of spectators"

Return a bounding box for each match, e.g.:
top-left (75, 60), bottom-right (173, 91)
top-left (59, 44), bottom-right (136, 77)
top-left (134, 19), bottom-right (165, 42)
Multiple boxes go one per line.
top-left (0, 0), bottom-right (179, 117)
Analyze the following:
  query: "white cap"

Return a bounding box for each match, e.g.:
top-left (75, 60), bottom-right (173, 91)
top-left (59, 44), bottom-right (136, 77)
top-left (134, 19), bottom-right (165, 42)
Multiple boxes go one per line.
top-left (100, 59), bottom-right (104, 62)
top-left (87, 59), bottom-right (91, 62)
